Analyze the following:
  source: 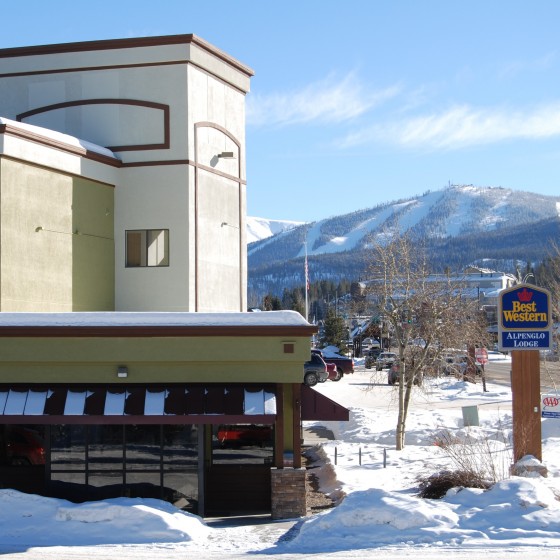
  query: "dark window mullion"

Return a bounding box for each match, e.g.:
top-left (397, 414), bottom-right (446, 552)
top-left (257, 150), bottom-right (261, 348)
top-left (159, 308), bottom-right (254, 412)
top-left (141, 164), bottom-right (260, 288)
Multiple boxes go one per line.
top-left (159, 424), bottom-right (164, 500)
top-left (85, 425), bottom-right (90, 486)
top-left (122, 425), bottom-right (127, 490)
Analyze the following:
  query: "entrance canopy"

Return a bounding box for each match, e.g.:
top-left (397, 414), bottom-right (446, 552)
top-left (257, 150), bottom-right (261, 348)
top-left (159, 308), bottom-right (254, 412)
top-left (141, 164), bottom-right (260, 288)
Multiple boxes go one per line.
top-left (0, 383), bottom-right (350, 424)
top-left (301, 385), bottom-right (350, 421)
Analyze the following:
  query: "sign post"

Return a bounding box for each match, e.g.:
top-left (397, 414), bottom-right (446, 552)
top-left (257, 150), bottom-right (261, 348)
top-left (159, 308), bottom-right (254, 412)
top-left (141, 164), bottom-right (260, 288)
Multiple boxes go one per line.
top-left (475, 347), bottom-right (489, 391)
top-left (498, 284), bottom-right (552, 463)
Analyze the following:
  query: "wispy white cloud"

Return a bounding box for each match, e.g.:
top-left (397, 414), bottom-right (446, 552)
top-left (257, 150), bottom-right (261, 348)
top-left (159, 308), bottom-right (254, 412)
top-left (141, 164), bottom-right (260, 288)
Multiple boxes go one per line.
top-left (338, 102), bottom-right (560, 151)
top-left (246, 72), bottom-right (400, 127)
top-left (498, 51), bottom-right (557, 80)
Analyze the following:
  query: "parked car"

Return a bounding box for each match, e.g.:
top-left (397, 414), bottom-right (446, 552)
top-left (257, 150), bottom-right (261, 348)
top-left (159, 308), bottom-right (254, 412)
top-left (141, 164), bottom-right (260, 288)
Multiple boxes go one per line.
top-left (361, 338), bottom-right (381, 352)
top-left (311, 349), bottom-right (354, 379)
top-left (387, 361), bottom-right (422, 386)
top-left (442, 354), bottom-right (483, 376)
top-left (4, 427), bottom-right (45, 466)
top-left (376, 352), bottom-right (397, 371)
top-left (304, 352), bottom-right (329, 386)
top-left (388, 361), bottom-right (399, 385)
top-left (364, 348), bottom-right (382, 369)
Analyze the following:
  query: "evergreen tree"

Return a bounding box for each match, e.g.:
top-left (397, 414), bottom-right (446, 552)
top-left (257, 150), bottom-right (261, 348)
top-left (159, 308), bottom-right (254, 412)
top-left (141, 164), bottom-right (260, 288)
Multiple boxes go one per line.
top-left (262, 293), bottom-right (282, 311)
top-left (323, 307), bottom-right (346, 350)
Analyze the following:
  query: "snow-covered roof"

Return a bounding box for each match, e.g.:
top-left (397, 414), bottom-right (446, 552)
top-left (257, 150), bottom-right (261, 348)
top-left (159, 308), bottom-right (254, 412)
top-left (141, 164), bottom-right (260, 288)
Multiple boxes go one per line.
top-left (0, 116), bottom-right (116, 159)
top-left (0, 310), bottom-right (311, 328)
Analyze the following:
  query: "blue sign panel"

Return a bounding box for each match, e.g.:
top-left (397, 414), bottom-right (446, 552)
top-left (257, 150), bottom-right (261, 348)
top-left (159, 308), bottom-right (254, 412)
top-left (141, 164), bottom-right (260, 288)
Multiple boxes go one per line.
top-left (501, 330), bottom-right (550, 349)
top-left (498, 284), bottom-right (551, 351)
top-left (501, 286), bottom-right (550, 330)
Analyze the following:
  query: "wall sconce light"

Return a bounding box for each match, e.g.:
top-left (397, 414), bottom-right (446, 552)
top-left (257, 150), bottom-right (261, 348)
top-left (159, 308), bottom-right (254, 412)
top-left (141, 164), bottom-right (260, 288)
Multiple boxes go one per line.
top-left (217, 151), bottom-right (235, 159)
top-left (117, 366), bottom-right (128, 378)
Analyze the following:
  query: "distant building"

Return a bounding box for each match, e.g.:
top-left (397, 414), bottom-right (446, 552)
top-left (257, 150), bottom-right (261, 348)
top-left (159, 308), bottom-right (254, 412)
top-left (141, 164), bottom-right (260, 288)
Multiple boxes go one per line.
top-left (354, 268), bottom-right (516, 306)
top-left (351, 268), bottom-right (517, 343)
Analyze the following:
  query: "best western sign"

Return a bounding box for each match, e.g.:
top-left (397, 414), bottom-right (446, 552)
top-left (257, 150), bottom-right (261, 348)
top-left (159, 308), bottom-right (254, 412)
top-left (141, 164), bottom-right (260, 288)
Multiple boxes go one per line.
top-left (498, 284), bottom-right (552, 350)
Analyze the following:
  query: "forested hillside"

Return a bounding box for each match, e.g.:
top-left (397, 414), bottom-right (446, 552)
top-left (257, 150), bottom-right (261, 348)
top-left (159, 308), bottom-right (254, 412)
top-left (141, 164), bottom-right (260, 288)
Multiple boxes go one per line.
top-left (248, 185), bottom-right (560, 299)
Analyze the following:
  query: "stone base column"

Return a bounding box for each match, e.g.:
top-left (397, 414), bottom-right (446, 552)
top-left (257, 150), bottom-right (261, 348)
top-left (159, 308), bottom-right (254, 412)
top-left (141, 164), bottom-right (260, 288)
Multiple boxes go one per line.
top-left (271, 467), bottom-right (307, 519)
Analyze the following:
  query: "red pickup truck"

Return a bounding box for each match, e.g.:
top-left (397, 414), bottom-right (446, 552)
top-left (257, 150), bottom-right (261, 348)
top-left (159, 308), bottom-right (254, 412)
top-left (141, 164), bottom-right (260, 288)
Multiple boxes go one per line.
top-left (217, 424), bottom-right (272, 447)
top-left (311, 349), bottom-right (354, 380)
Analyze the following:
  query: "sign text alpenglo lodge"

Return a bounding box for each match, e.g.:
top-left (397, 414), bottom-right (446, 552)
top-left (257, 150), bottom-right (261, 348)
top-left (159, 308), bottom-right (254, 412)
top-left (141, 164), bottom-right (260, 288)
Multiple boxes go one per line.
top-left (498, 284), bottom-right (552, 350)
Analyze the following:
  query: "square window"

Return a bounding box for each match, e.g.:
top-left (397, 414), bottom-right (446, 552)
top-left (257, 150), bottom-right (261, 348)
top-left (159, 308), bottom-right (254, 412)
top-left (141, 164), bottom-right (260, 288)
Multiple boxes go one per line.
top-left (126, 229), bottom-right (169, 267)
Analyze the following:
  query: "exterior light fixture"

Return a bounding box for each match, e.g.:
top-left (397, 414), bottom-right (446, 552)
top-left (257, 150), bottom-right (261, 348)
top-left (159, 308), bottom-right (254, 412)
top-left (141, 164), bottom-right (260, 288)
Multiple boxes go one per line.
top-left (117, 365), bottom-right (128, 378)
top-left (217, 151), bottom-right (235, 159)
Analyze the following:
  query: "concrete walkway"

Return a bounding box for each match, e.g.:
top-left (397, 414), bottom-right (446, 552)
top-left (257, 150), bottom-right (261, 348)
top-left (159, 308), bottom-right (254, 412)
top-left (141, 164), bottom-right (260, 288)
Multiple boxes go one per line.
top-left (302, 426), bottom-right (335, 445)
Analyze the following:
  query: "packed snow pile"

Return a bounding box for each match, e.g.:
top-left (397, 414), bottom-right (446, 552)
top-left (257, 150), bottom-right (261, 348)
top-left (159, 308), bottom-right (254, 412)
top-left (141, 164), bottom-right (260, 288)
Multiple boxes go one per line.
top-left (283, 477), bottom-right (560, 552)
top-left (0, 491), bottom-right (209, 546)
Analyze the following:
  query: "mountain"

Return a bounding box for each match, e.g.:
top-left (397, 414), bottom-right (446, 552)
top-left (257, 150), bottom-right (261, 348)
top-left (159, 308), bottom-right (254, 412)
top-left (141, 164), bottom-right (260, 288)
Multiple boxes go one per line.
top-left (246, 217), bottom-right (305, 244)
top-left (247, 185), bottom-right (560, 297)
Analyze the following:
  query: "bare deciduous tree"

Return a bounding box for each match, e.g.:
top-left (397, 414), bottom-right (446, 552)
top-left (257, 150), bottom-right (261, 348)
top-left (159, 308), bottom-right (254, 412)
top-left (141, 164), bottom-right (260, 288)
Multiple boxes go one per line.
top-left (365, 233), bottom-right (490, 450)
top-left (536, 240), bottom-right (560, 324)
top-left (535, 241), bottom-right (560, 385)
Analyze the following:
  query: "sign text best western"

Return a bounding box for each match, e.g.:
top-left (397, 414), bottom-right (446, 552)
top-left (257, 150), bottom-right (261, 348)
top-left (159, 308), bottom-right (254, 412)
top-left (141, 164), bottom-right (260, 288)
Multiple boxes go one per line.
top-left (498, 284), bottom-right (552, 351)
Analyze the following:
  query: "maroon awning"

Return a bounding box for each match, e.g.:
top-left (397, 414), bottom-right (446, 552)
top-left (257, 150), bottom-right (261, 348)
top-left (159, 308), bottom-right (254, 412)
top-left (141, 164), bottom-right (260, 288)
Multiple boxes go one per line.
top-left (301, 385), bottom-right (350, 421)
top-left (0, 384), bottom-right (277, 425)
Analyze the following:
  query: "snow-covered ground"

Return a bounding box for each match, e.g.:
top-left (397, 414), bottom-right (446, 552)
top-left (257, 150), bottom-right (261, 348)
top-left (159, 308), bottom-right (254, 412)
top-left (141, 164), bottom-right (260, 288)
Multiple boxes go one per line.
top-left (1, 352), bottom-right (560, 559)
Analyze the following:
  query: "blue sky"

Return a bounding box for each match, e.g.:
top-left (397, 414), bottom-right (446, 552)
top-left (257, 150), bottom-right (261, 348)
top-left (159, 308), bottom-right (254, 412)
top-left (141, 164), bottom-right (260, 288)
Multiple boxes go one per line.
top-left (2, 1), bottom-right (560, 222)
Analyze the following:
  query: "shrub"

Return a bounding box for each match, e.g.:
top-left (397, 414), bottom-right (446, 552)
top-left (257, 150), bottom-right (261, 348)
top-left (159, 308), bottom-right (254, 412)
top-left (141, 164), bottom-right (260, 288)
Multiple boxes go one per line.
top-left (418, 469), bottom-right (491, 499)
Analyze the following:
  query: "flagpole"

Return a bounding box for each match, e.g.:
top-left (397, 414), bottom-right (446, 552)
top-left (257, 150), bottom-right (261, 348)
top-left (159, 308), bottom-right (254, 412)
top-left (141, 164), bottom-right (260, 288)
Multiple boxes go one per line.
top-left (304, 241), bottom-right (309, 322)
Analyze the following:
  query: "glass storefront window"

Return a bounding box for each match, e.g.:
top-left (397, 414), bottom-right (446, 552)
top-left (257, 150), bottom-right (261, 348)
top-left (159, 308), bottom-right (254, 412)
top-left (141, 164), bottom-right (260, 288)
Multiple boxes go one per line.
top-left (126, 425), bottom-right (161, 470)
top-left (125, 472), bottom-right (163, 500)
top-left (164, 471), bottom-right (198, 510)
top-left (163, 425), bottom-right (198, 468)
top-left (88, 426), bottom-right (124, 471)
top-left (212, 424), bottom-right (274, 465)
top-left (51, 471), bottom-right (85, 486)
top-left (50, 425), bottom-right (85, 470)
top-left (163, 425), bottom-right (199, 511)
top-left (47, 424), bottom-right (199, 511)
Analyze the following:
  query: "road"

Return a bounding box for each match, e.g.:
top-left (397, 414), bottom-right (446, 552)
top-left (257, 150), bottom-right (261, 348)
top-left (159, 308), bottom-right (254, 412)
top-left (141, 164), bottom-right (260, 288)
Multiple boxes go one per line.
top-left (484, 355), bottom-right (560, 393)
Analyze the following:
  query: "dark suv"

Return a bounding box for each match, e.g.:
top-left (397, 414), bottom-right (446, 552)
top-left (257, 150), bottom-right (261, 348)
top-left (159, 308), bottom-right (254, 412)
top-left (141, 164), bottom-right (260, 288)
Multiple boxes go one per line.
top-left (364, 348), bottom-right (382, 369)
top-left (304, 353), bottom-right (329, 386)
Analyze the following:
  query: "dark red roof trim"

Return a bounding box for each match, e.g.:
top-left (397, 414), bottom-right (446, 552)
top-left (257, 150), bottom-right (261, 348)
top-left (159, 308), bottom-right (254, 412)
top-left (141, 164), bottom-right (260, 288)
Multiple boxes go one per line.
top-left (0, 325), bottom-right (317, 337)
top-left (0, 34), bottom-right (254, 77)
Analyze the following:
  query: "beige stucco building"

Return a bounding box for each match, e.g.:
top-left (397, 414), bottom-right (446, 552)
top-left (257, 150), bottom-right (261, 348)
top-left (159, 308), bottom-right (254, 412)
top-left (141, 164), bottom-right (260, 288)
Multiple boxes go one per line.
top-left (0, 34), bottom-right (251, 313)
top-left (0, 35), bottom-right (348, 519)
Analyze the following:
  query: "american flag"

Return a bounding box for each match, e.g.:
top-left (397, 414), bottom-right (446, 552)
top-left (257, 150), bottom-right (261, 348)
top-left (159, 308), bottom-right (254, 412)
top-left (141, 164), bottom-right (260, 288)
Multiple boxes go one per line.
top-left (305, 253), bottom-right (310, 292)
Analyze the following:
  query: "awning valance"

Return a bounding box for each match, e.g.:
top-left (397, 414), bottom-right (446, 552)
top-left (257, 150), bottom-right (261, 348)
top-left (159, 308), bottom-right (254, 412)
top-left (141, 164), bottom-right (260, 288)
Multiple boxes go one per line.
top-left (0, 384), bottom-right (277, 425)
